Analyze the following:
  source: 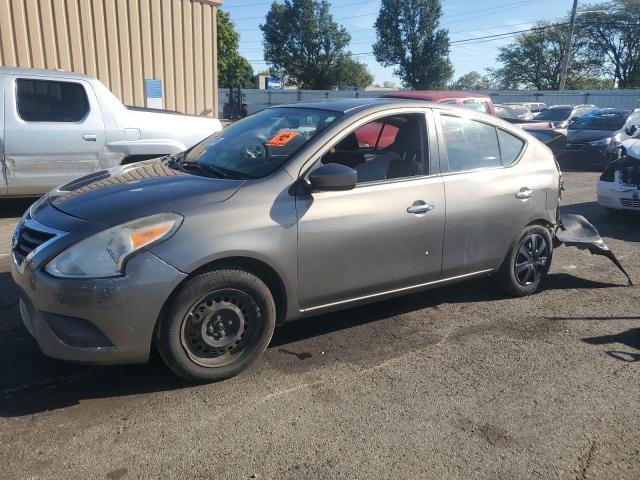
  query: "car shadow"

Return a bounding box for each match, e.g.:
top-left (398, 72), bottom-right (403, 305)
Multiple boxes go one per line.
top-left (560, 201), bottom-right (640, 243)
top-left (583, 327), bottom-right (640, 363)
top-left (0, 198), bottom-right (36, 219)
top-left (0, 269), bottom-right (624, 417)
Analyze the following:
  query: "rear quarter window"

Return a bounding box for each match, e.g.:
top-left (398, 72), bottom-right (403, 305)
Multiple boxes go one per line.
top-left (497, 129), bottom-right (525, 165)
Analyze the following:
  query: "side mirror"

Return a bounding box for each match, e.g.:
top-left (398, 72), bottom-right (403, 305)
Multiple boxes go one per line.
top-left (308, 163), bottom-right (357, 192)
top-left (626, 124), bottom-right (638, 136)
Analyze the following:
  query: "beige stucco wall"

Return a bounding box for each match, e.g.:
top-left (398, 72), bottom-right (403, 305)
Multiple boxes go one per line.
top-left (0, 0), bottom-right (222, 117)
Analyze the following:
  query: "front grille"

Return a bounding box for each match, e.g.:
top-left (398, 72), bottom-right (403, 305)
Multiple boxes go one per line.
top-left (12, 215), bottom-right (62, 269)
top-left (620, 198), bottom-right (640, 209)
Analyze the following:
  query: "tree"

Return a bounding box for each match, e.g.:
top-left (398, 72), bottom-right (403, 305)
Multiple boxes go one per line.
top-left (382, 80), bottom-right (397, 88)
top-left (577, 1), bottom-right (640, 88)
top-left (217, 10), bottom-right (255, 88)
top-left (333, 57), bottom-right (374, 89)
top-left (261, 0), bottom-right (371, 89)
top-left (450, 71), bottom-right (494, 90)
top-left (491, 21), bottom-right (603, 90)
top-left (373, 0), bottom-right (453, 89)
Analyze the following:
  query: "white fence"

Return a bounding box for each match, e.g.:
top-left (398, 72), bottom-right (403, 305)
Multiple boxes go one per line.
top-left (218, 88), bottom-right (640, 117)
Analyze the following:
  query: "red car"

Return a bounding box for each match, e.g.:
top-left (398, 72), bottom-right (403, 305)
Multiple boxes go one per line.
top-left (383, 90), bottom-right (497, 116)
top-left (382, 90), bottom-right (552, 130)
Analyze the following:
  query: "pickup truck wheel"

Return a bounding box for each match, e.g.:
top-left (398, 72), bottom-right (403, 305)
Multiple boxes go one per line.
top-left (496, 225), bottom-right (553, 297)
top-left (157, 267), bottom-right (276, 383)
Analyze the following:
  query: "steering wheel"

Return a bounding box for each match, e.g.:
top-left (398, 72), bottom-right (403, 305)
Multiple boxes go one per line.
top-left (244, 142), bottom-right (267, 160)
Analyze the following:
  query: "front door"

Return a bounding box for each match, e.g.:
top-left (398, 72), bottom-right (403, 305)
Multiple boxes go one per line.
top-left (296, 110), bottom-right (445, 310)
top-left (4, 75), bottom-right (105, 195)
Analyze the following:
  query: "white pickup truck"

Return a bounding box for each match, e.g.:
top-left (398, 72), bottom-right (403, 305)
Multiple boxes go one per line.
top-left (0, 67), bottom-right (222, 197)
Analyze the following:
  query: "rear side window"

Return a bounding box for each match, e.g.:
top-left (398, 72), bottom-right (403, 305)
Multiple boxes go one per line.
top-left (441, 116), bottom-right (501, 171)
top-left (497, 129), bottom-right (525, 165)
top-left (16, 79), bottom-right (89, 122)
top-left (463, 100), bottom-right (490, 113)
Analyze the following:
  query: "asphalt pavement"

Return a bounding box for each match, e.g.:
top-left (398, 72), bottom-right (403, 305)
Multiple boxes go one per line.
top-left (0, 169), bottom-right (639, 479)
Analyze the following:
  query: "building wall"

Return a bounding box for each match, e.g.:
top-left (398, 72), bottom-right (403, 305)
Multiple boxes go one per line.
top-left (0, 0), bottom-right (221, 117)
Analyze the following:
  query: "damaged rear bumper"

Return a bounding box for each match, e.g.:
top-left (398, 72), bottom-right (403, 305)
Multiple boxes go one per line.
top-left (555, 213), bottom-right (633, 285)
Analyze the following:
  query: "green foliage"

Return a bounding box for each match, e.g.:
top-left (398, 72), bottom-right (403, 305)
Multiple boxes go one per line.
top-left (491, 21), bottom-right (603, 90)
top-left (217, 10), bottom-right (255, 88)
top-left (261, 0), bottom-right (372, 89)
top-left (373, 0), bottom-right (453, 89)
top-left (450, 71), bottom-right (495, 90)
top-left (577, 0), bottom-right (640, 88)
top-left (333, 57), bottom-right (374, 89)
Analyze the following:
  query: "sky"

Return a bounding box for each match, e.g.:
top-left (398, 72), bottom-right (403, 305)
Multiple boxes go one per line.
top-left (220, 0), bottom-right (573, 86)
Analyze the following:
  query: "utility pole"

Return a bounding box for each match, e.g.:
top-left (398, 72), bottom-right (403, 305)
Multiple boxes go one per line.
top-left (559, 0), bottom-right (579, 91)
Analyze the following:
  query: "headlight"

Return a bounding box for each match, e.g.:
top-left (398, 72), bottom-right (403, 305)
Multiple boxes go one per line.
top-left (45, 213), bottom-right (183, 278)
top-left (590, 135), bottom-right (620, 147)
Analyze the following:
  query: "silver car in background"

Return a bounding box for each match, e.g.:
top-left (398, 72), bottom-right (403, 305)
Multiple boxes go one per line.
top-left (0, 67), bottom-right (222, 197)
top-left (12, 98), bottom-right (565, 382)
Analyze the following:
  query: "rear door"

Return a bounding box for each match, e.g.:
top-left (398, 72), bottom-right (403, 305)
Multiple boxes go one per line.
top-left (4, 75), bottom-right (105, 195)
top-left (435, 110), bottom-right (539, 277)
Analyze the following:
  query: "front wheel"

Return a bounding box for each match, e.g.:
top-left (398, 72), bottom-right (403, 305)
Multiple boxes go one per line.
top-left (496, 225), bottom-right (553, 297)
top-left (156, 267), bottom-right (276, 383)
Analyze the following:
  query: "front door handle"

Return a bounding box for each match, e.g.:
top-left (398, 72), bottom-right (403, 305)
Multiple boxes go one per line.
top-left (82, 133), bottom-right (97, 142)
top-left (515, 187), bottom-right (534, 200)
top-left (407, 201), bottom-right (434, 214)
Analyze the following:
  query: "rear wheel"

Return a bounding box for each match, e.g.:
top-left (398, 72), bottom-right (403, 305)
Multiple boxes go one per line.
top-left (496, 225), bottom-right (553, 296)
top-left (156, 266), bottom-right (276, 382)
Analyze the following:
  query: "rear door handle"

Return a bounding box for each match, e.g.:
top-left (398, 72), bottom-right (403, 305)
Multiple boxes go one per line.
top-left (515, 188), bottom-right (534, 200)
top-left (82, 134), bottom-right (97, 142)
top-left (407, 201), bottom-right (434, 214)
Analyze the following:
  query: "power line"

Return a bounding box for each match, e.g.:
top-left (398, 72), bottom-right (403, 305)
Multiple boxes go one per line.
top-left (234, 0), bottom-right (548, 31)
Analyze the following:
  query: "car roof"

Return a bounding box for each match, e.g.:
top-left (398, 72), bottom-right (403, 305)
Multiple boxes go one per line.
top-left (382, 90), bottom-right (491, 101)
top-left (0, 66), bottom-right (94, 81)
top-left (273, 97), bottom-right (455, 114)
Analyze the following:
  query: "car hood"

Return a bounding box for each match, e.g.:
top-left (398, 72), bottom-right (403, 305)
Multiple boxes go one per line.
top-left (47, 160), bottom-right (243, 225)
top-left (567, 129), bottom-right (618, 142)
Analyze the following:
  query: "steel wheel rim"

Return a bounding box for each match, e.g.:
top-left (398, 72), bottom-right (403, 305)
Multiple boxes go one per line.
top-left (514, 233), bottom-right (549, 286)
top-left (180, 288), bottom-right (261, 368)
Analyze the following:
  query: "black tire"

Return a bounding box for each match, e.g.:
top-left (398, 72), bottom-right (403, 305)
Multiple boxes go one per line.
top-left (156, 266), bottom-right (276, 383)
top-left (496, 225), bottom-right (553, 297)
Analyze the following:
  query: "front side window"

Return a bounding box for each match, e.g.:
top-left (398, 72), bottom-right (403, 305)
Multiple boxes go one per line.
top-left (183, 107), bottom-right (342, 179)
top-left (440, 116), bottom-right (501, 171)
top-left (320, 113), bottom-right (427, 183)
top-left (16, 79), bottom-right (89, 122)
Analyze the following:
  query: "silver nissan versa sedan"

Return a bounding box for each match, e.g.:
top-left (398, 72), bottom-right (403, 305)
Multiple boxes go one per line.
top-left (11, 98), bottom-right (566, 382)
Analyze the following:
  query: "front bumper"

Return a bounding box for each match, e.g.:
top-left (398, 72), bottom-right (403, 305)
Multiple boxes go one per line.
top-left (11, 249), bottom-right (187, 365)
top-left (597, 180), bottom-right (640, 211)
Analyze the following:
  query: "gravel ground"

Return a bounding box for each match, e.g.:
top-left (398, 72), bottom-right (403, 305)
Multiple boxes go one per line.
top-left (0, 170), bottom-right (639, 480)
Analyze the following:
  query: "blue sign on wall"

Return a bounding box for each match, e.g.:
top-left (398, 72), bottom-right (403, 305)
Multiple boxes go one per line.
top-left (266, 77), bottom-right (284, 90)
top-left (144, 79), bottom-right (163, 98)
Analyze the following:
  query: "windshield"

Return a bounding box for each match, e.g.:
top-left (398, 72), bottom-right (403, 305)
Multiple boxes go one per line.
top-left (182, 107), bottom-right (343, 178)
top-left (536, 108), bottom-right (572, 121)
top-left (569, 111), bottom-right (629, 131)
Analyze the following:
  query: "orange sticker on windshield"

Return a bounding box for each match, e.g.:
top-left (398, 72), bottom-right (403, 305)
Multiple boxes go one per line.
top-left (266, 131), bottom-right (300, 147)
